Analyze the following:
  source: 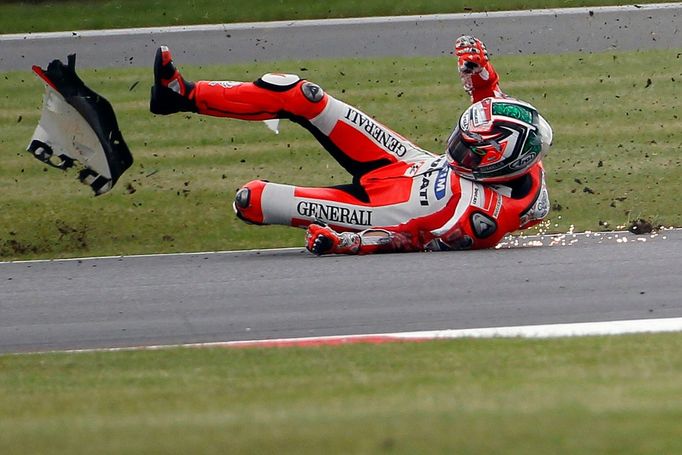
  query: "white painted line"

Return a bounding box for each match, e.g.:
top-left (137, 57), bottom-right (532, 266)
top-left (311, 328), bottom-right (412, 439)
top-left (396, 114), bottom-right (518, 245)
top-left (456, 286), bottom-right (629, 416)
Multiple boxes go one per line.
top-left (0, 246), bottom-right (304, 265)
top-left (1, 3), bottom-right (679, 40)
top-left (44, 317), bottom-right (682, 355)
top-left (392, 317), bottom-right (682, 339)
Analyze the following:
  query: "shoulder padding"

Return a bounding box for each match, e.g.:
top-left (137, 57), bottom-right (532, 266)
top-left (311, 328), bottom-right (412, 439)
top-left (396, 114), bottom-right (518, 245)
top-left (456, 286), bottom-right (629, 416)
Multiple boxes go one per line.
top-left (255, 73), bottom-right (301, 91)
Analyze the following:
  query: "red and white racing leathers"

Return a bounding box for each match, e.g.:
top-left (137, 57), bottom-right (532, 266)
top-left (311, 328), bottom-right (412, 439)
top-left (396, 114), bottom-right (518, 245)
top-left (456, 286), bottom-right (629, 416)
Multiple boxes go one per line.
top-left (189, 50), bottom-right (549, 253)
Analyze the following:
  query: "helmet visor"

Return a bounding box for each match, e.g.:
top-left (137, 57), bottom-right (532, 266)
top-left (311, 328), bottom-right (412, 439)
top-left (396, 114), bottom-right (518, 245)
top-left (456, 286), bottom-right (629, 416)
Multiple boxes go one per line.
top-left (446, 127), bottom-right (485, 170)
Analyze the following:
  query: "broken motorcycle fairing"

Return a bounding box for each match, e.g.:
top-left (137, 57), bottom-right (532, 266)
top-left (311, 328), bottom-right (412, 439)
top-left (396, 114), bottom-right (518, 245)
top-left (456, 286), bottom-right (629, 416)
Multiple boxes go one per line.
top-left (28, 54), bottom-right (133, 195)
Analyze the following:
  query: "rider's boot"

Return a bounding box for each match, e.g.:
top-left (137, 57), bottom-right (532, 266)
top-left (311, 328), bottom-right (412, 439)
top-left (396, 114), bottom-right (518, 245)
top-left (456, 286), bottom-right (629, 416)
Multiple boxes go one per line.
top-left (150, 46), bottom-right (197, 115)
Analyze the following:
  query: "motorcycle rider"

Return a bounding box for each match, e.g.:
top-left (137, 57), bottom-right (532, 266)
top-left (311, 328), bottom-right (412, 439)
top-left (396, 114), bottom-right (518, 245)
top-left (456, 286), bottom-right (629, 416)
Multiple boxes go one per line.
top-left (150, 36), bottom-right (553, 255)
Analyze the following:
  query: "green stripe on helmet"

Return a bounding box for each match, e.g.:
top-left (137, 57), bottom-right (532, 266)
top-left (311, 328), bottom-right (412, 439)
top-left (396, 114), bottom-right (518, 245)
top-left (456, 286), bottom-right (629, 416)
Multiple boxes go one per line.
top-left (492, 102), bottom-right (534, 124)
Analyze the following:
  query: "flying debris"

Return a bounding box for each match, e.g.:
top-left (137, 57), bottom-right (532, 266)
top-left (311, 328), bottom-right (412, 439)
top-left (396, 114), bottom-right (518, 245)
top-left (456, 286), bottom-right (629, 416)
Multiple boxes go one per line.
top-left (28, 54), bottom-right (133, 195)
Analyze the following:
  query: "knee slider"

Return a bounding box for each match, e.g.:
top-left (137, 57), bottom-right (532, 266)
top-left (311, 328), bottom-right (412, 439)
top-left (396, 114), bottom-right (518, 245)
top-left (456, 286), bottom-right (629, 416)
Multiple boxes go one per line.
top-left (254, 73), bottom-right (324, 103)
top-left (233, 180), bottom-right (267, 225)
top-left (254, 73), bottom-right (301, 91)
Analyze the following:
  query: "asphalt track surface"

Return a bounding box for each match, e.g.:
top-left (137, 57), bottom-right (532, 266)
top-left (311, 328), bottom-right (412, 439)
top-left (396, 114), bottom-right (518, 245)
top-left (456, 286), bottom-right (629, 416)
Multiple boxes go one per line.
top-left (2, 6), bottom-right (682, 353)
top-left (1, 230), bottom-right (681, 354)
top-left (2, 3), bottom-right (682, 71)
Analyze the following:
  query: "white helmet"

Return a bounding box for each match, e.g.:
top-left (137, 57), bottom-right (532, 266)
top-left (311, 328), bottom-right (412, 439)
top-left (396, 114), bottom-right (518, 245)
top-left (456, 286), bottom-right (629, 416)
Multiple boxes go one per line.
top-left (446, 97), bottom-right (552, 182)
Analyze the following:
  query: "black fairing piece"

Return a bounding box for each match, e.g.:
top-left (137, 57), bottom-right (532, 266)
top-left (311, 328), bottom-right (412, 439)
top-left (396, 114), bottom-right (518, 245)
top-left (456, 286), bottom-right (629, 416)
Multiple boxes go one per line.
top-left (29, 54), bottom-right (133, 195)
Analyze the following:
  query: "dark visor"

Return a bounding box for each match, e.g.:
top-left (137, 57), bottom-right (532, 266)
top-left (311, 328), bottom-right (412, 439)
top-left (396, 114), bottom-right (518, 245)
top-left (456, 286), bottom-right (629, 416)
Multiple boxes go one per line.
top-left (446, 127), bottom-right (485, 170)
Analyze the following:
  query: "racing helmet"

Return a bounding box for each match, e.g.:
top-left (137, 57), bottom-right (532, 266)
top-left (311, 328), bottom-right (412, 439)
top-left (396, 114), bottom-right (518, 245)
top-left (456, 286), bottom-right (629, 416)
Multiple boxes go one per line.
top-left (446, 97), bottom-right (552, 182)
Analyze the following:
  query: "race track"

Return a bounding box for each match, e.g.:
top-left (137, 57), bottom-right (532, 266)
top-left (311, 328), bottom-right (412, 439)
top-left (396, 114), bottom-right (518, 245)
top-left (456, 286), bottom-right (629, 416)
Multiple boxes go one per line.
top-left (1, 230), bottom-right (681, 353)
top-left (2, 6), bottom-right (682, 354)
top-left (2, 3), bottom-right (682, 71)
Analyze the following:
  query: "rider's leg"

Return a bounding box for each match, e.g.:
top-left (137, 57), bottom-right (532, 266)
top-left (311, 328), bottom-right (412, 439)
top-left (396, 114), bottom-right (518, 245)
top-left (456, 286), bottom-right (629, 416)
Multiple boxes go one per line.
top-left (151, 46), bottom-right (433, 230)
top-left (192, 80), bottom-right (435, 173)
top-left (233, 163), bottom-right (420, 231)
top-left (233, 180), bottom-right (375, 230)
top-left (150, 47), bottom-right (433, 177)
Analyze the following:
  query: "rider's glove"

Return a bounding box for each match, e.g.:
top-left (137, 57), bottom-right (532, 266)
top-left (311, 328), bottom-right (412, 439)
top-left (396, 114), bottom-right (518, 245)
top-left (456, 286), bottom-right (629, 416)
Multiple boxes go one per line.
top-left (305, 222), bottom-right (361, 255)
top-left (454, 35), bottom-right (499, 99)
top-left (455, 35), bottom-right (490, 74)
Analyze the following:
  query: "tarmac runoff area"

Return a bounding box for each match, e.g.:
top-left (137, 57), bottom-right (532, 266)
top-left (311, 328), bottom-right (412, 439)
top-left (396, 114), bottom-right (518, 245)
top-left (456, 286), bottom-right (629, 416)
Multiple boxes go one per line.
top-left (1, 3), bottom-right (682, 71)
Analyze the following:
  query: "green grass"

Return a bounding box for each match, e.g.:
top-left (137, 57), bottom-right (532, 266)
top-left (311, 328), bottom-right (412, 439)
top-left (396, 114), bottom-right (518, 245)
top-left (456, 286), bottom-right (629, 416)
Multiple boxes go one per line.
top-left (1, 333), bottom-right (681, 454)
top-left (1, 49), bottom-right (681, 260)
top-left (0, 51), bottom-right (682, 259)
top-left (0, 0), bottom-right (667, 34)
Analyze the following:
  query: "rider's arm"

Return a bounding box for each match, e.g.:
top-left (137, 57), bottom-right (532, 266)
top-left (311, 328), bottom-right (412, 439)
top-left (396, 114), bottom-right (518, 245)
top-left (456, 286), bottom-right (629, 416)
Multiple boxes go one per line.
top-left (305, 223), bottom-right (422, 255)
top-left (455, 36), bottom-right (504, 102)
top-left (305, 219), bottom-right (495, 255)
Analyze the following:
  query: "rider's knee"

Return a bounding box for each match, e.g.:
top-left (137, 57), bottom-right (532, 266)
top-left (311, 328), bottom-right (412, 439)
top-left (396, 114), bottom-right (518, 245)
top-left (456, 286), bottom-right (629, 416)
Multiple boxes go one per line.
top-left (233, 180), bottom-right (267, 225)
top-left (254, 73), bottom-right (327, 117)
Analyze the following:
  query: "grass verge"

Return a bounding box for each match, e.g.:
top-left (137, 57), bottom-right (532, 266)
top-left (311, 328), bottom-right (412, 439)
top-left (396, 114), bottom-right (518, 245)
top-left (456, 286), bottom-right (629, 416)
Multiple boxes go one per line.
top-left (0, 0), bottom-right (667, 34)
top-left (1, 333), bottom-right (681, 454)
top-left (1, 49), bottom-right (681, 260)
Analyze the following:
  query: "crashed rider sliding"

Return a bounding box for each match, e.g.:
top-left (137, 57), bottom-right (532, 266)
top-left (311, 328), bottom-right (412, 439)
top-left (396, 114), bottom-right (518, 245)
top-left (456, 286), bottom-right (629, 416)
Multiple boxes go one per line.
top-left (149, 36), bottom-right (553, 255)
